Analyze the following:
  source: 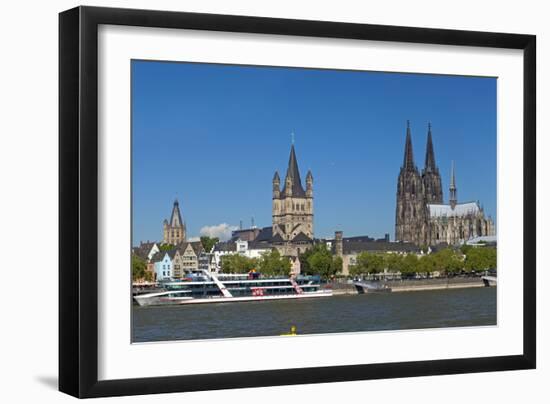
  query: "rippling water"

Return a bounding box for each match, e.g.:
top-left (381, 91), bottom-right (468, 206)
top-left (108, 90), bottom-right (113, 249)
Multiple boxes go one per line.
top-left (132, 287), bottom-right (496, 342)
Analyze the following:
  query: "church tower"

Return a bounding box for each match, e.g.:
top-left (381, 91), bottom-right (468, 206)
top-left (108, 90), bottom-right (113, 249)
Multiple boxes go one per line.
top-left (163, 199), bottom-right (186, 245)
top-left (421, 123), bottom-right (443, 204)
top-left (272, 142), bottom-right (314, 247)
top-left (395, 121), bottom-right (427, 244)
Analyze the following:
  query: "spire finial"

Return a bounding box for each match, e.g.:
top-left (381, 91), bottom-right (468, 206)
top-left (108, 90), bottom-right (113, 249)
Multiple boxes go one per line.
top-left (407, 120), bottom-right (410, 129)
top-left (449, 160), bottom-right (457, 208)
top-left (450, 160), bottom-right (456, 187)
top-left (428, 121), bottom-right (431, 131)
top-left (291, 132), bottom-right (295, 145)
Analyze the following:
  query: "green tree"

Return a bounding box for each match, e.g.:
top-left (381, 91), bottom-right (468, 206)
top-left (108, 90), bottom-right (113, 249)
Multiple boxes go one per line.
top-left (159, 243), bottom-right (174, 252)
top-left (332, 256), bottom-right (343, 275)
top-left (132, 253), bottom-right (150, 281)
top-left (356, 252), bottom-right (385, 274)
top-left (417, 254), bottom-right (436, 277)
top-left (460, 244), bottom-right (473, 256)
top-left (299, 244), bottom-right (329, 275)
top-left (400, 254), bottom-right (420, 278)
top-left (433, 248), bottom-right (462, 275)
top-left (258, 249), bottom-right (291, 276)
top-left (464, 247), bottom-right (497, 272)
top-left (385, 253), bottom-right (403, 273)
top-left (221, 254), bottom-right (257, 273)
top-left (200, 236), bottom-right (219, 253)
top-left (307, 246), bottom-right (339, 279)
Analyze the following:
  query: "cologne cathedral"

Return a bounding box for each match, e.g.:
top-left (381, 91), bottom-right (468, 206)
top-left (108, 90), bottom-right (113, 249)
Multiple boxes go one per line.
top-left (395, 121), bottom-right (495, 246)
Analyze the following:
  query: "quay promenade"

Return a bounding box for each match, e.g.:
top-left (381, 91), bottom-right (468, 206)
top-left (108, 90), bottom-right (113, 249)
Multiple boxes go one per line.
top-left (328, 276), bottom-right (494, 295)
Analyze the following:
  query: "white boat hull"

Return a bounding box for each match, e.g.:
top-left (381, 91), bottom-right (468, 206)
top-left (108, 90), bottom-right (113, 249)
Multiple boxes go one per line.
top-left (134, 290), bottom-right (333, 307)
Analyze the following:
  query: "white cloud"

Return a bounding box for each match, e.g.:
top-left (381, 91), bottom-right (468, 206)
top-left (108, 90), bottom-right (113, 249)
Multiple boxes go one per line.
top-left (187, 236), bottom-right (201, 242)
top-left (199, 223), bottom-right (238, 241)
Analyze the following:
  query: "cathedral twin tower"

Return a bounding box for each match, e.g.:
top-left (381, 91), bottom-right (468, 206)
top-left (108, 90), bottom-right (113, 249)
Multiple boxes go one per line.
top-left (396, 121), bottom-right (494, 246)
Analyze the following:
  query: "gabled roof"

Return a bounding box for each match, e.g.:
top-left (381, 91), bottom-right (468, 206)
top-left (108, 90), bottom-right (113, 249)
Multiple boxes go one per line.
top-left (133, 242), bottom-right (158, 260)
top-left (151, 251), bottom-right (169, 263)
top-left (271, 233), bottom-right (285, 243)
top-left (166, 249), bottom-right (178, 260)
top-left (292, 232), bottom-right (312, 243)
top-left (190, 241), bottom-right (205, 255)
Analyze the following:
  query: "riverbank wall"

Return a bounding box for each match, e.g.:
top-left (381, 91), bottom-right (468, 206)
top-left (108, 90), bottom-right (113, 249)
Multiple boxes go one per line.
top-left (327, 277), bottom-right (493, 295)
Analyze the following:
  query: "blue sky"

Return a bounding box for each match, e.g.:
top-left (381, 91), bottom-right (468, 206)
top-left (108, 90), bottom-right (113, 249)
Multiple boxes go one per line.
top-left (132, 60), bottom-right (496, 244)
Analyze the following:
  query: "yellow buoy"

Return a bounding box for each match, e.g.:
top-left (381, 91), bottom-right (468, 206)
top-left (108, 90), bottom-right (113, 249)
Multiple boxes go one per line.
top-left (280, 325), bottom-right (297, 336)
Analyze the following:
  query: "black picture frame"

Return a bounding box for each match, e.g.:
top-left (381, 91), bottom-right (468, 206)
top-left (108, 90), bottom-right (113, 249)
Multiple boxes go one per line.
top-left (59, 5), bottom-right (536, 398)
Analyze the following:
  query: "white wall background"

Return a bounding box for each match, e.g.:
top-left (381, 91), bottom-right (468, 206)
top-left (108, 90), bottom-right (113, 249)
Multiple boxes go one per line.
top-left (0, 0), bottom-right (546, 402)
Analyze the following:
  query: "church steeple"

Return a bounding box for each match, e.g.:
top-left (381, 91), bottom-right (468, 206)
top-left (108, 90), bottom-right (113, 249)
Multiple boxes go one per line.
top-left (403, 120), bottom-right (415, 170)
top-left (163, 199), bottom-right (186, 244)
top-left (170, 199), bottom-right (183, 227)
top-left (282, 144), bottom-right (306, 197)
top-left (272, 138), bottom-right (314, 247)
top-left (424, 123), bottom-right (437, 172)
top-left (449, 161), bottom-right (457, 209)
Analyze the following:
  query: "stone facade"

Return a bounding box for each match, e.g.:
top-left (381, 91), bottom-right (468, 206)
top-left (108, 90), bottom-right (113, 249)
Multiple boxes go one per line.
top-left (272, 144), bottom-right (314, 257)
top-left (163, 199), bottom-right (186, 244)
top-left (395, 122), bottom-right (495, 246)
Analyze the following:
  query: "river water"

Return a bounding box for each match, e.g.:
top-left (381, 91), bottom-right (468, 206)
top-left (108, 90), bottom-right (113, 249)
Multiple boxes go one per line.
top-left (132, 287), bottom-right (496, 342)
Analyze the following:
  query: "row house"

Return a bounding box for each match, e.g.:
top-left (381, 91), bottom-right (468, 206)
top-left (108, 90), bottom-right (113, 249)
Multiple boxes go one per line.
top-left (151, 241), bottom-right (207, 281)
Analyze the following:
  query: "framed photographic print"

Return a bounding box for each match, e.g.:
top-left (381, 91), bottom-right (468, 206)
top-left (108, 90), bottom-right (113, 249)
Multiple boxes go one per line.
top-left (59, 6), bottom-right (536, 398)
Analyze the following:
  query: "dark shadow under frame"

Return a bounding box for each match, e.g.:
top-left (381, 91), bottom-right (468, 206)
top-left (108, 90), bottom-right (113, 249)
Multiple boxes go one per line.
top-left (59, 5), bottom-right (536, 399)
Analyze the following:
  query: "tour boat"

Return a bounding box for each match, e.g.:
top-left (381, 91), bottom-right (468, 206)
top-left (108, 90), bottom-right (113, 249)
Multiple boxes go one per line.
top-left (133, 271), bottom-right (332, 306)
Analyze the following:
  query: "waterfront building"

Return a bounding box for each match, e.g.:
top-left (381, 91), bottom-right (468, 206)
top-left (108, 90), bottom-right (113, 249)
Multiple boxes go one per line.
top-left (163, 199), bottom-right (187, 244)
top-left (175, 241), bottom-right (204, 273)
top-left (152, 251), bottom-right (173, 281)
top-left (132, 241), bottom-right (160, 261)
top-left (272, 143), bottom-right (314, 257)
top-left (395, 122), bottom-right (495, 246)
top-left (331, 231), bottom-right (421, 275)
top-left (170, 249), bottom-right (185, 279)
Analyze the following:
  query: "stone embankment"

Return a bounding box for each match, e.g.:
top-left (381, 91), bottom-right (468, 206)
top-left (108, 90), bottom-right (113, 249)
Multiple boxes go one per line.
top-left (326, 277), bottom-right (491, 295)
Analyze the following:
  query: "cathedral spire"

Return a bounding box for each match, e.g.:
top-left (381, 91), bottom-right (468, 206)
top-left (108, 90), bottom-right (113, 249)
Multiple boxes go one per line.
top-left (403, 120), bottom-right (415, 170)
top-left (449, 161), bottom-right (457, 209)
top-left (424, 122), bottom-right (437, 172)
top-left (282, 143), bottom-right (306, 197)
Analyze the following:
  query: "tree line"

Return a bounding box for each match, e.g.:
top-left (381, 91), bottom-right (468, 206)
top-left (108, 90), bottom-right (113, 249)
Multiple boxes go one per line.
top-left (348, 246), bottom-right (496, 278)
top-left (132, 237), bottom-right (496, 281)
top-left (221, 249), bottom-right (291, 276)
